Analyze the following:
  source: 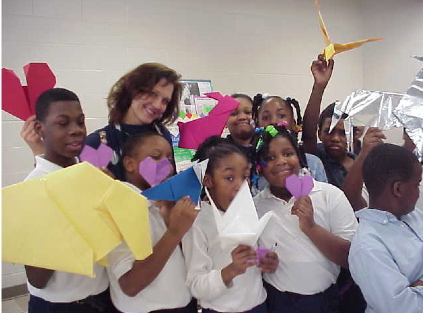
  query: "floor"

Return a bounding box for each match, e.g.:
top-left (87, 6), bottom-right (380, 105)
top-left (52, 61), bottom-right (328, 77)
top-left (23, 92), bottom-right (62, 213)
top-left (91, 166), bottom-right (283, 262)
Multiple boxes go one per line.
top-left (2, 294), bottom-right (29, 313)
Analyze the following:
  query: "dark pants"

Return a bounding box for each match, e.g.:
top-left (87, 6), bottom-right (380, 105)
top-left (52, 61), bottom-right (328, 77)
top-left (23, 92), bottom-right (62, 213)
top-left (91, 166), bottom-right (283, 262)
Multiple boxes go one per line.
top-left (264, 281), bottom-right (338, 313)
top-left (147, 298), bottom-right (198, 313)
top-left (28, 288), bottom-right (118, 313)
top-left (337, 268), bottom-right (366, 313)
top-left (202, 301), bottom-right (267, 313)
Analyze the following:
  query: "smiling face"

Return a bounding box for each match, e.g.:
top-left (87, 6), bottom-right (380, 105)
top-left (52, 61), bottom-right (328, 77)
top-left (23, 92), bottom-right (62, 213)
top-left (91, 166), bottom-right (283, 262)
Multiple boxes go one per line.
top-left (261, 136), bottom-right (301, 188)
top-left (226, 97), bottom-right (254, 142)
top-left (36, 100), bottom-right (86, 168)
top-left (258, 98), bottom-right (295, 129)
top-left (123, 135), bottom-right (174, 190)
top-left (123, 78), bottom-right (174, 125)
top-left (204, 152), bottom-right (250, 212)
top-left (318, 118), bottom-right (347, 159)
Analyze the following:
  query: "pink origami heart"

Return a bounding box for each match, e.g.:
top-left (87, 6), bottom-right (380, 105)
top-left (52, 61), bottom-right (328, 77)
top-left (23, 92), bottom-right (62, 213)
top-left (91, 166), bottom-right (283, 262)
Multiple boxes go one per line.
top-left (79, 143), bottom-right (113, 168)
top-left (285, 174), bottom-right (314, 199)
top-left (139, 157), bottom-right (172, 187)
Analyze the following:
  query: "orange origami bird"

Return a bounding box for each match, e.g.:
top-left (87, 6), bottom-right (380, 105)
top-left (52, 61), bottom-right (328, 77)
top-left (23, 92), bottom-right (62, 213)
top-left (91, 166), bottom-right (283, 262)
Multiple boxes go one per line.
top-left (315, 1), bottom-right (382, 60)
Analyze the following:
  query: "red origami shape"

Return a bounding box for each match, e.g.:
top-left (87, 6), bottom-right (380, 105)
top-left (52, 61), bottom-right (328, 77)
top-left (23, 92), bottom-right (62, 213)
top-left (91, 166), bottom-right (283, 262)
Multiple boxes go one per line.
top-left (2, 63), bottom-right (56, 120)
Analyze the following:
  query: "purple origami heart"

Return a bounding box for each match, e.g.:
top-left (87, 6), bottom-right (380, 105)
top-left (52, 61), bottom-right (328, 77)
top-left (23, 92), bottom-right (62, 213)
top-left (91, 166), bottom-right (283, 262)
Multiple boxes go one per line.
top-left (248, 246), bottom-right (270, 266)
top-left (139, 157), bottom-right (172, 187)
top-left (79, 143), bottom-right (113, 168)
top-left (285, 174), bottom-right (314, 199)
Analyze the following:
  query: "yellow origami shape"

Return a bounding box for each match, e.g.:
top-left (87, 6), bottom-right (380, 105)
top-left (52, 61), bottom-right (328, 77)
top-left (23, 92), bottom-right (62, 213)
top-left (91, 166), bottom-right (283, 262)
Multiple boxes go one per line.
top-left (315, 1), bottom-right (382, 60)
top-left (2, 162), bottom-right (152, 277)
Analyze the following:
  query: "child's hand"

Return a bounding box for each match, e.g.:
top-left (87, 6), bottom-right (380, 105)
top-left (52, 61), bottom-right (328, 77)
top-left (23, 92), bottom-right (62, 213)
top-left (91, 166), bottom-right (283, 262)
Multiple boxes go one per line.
top-left (361, 127), bottom-right (385, 156)
top-left (222, 245), bottom-right (257, 285)
top-left (311, 54), bottom-right (334, 89)
top-left (258, 251), bottom-right (279, 273)
top-left (168, 196), bottom-right (198, 240)
top-left (291, 196), bottom-right (316, 233)
top-left (20, 115), bottom-right (44, 156)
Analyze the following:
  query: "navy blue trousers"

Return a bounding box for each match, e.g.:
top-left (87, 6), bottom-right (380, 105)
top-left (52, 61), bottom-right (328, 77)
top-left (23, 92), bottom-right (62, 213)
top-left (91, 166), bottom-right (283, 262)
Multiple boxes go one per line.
top-left (264, 281), bottom-right (338, 313)
top-left (202, 301), bottom-right (267, 313)
top-left (28, 289), bottom-right (118, 313)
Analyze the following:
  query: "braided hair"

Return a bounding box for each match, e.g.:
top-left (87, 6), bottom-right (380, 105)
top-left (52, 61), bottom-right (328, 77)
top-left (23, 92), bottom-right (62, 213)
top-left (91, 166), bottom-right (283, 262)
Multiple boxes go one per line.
top-left (251, 124), bottom-right (308, 189)
top-left (252, 94), bottom-right (302, 128)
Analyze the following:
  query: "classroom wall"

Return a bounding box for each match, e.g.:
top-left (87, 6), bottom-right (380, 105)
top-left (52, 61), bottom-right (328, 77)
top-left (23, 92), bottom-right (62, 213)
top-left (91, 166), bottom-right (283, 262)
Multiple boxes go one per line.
top-left (2, 0), bottom-right (422, 288)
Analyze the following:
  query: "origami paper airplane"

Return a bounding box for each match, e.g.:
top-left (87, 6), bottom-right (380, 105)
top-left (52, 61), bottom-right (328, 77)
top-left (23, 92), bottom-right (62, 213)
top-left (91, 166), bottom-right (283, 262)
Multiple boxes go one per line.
top-left (142, 159), bottom-right (208, 204)
top-left (178, 92), bottom-right (239, 150)
top-left (315, 1), bottom-right (382, 60)
top-left (393, 56), bottom-right (423, 160)
top-left (2, 63), bottom-right (56, 120)
top-left (2, 162), bottom-right (152, 277)
top-left (139, 157), bottom-right (173, 187)
top-left (329, 90), bottom-right (404, 133)
top-left (79, 143), bottom-right (113, 168)
top-left (207, 180), bottom-right (274, 251)
top-left (285, 174), bottom-right (314, 199)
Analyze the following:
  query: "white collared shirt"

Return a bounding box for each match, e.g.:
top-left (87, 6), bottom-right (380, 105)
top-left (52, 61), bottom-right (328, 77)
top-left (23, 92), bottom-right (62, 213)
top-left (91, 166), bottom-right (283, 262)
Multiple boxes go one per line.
top-left (182, 201), bottom-right (266, 312)
top-left (254, 180), bottom-right (358, 295)
top-left (25, 155), bottom-right (109, 302)
top-left (107, 183), bottom-right (191, 313)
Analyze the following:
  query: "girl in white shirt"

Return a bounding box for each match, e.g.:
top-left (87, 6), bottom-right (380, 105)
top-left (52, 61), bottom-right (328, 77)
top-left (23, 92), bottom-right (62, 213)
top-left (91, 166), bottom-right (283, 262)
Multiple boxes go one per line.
top-left (182, 137), bottom-right (278, 313)
top-left (253, 125), bottom-right (357, 313)
top-left (106, 132), bottom-right (198, 313)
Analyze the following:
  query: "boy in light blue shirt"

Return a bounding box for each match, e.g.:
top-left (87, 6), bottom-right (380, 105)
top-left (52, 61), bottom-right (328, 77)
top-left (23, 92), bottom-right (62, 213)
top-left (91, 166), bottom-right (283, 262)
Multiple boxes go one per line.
top-left (349, 143), bottom-right (423, 313)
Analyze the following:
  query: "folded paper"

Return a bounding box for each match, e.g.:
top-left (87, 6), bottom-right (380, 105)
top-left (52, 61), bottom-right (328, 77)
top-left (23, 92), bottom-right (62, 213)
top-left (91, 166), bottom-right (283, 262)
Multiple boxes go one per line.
top-left (142, 159), bottom-right (208, 204)
top-left (207, 180), bottom-right (274, 251)
top-left (178, 92), bottom-right (239, 149)
top-left (315, 1), bottom-right (382, 60)
top-left (79, 143), bottom-right (113, 168)
top-left (2, 162), bottom-right (152, 277)
top-left (393, 57), bottom-right (423, 160)
top-left (2, 63), bottom-right (56, 120)
top-left (285, 174), bottom-right (314, 199)
top-left (139, 157), bottom-right (173, 187)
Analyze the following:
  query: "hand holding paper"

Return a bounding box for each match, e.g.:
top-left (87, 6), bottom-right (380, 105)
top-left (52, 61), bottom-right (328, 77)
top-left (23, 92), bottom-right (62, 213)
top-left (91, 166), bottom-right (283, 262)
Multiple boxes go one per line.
top-left (315, 1), bottom-right (382, 60)
top-left (207, 180), bottom-right (274, 251)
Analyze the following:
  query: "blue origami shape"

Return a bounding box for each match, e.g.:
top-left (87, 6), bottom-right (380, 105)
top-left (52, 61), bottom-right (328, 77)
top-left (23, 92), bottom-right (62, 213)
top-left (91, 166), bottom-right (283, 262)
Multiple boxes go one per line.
top-left (142, 167), bottom-right (202, 203)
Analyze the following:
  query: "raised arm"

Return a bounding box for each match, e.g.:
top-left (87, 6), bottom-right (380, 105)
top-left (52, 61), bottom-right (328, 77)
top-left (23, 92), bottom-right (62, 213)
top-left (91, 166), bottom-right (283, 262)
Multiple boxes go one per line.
top-left (20, 115), bottom-right (44, 156)
top-left (302, 55), bottom-right (334, 154)
top-left (117, 197), bottom-right (197, 297)
top-left (342, 127), bottom-right (385, 210)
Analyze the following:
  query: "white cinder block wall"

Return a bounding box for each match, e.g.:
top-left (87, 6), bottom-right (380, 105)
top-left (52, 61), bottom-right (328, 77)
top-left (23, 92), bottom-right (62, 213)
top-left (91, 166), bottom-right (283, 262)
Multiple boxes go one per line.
top-left (2, 0), bottom-right (422, 288)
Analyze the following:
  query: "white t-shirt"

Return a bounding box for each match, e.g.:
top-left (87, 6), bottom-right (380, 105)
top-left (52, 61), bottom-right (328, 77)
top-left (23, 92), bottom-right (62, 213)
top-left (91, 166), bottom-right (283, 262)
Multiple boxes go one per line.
top-left (254, 180), bottom-right (358, 295)
top-left (182, 201), bottom-right (267, 312)
top-left (26, 155), bottom-right (109, 302)
top-left (107, 183), bottom-right (191, 313)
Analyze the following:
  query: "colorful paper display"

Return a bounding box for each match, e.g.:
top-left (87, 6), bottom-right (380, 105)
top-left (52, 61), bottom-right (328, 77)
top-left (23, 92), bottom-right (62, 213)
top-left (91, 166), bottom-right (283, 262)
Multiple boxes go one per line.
top-left (285, 174), bottom-right (314, 199)
top-left (2, 162), bottom-right (152, 277)
top-left (79, 143), bottom-right (113, 168)
top-left (315, 1), bottom-right (382, 60)
top-left (139, 157), bottom-right (173, 187)
top-left (2, 63), bottom-right (56, 120)
top-left (177, 92), bottom-right (239, 150)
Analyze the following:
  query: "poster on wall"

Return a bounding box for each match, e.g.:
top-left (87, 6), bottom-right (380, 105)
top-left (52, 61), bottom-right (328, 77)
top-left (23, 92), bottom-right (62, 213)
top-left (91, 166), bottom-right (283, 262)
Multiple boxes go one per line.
top-left (179, 79), bottom-right (214, 118)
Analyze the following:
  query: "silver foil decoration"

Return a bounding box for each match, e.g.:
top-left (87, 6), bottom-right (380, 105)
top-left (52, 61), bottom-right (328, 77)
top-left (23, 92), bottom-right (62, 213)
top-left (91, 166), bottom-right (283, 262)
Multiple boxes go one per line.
top-left (393, 57), bottom-right (423, 161)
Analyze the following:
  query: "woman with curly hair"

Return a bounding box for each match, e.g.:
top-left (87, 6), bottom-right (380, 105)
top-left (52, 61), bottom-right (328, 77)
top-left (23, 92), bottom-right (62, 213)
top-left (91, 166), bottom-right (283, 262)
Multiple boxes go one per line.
top-left (84, 63), bottom-right (182, 180)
